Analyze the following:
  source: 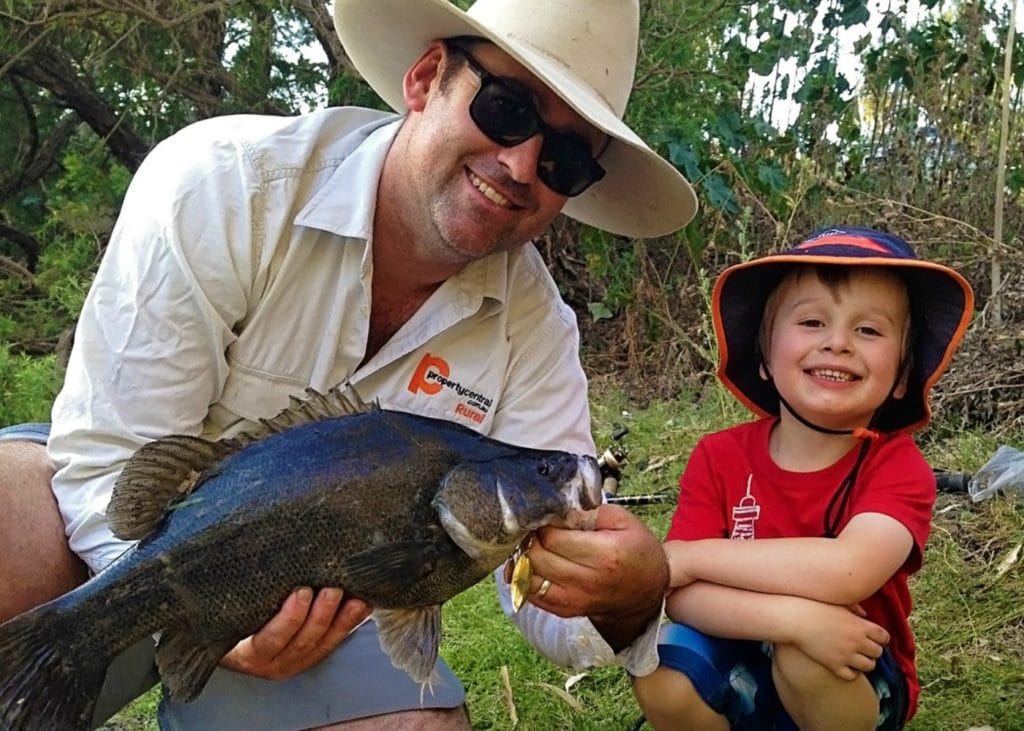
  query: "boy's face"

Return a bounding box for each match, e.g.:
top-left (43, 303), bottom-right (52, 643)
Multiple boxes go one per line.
top-left (763, 267), bottom-right (910, 433)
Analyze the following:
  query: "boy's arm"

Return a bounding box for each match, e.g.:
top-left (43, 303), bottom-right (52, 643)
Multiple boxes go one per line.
top-left (666, 582), bottom-right (889, 680)
top-left (665, 511), bottom-right (913, 605)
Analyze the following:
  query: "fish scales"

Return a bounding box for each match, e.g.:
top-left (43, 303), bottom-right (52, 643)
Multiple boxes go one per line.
top-left (0, 388), bottom-right (602, 731)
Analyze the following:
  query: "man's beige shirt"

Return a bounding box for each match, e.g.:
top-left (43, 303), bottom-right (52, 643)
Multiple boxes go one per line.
top-left (47, 108), bottom-right (659, 674)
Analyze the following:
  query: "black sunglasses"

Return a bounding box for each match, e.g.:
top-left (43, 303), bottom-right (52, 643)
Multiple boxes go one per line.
top-left (447, 44), bottom-right (606, 198)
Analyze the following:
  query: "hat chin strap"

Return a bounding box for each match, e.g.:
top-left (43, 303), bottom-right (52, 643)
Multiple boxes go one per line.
top-left (777, 394), bottom-right (859, 436)
top-left (770, 379), bottom-right (888, 539)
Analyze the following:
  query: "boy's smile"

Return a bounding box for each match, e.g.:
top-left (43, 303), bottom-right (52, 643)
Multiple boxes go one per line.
top-left (764, 268), bottom-right (910, 433)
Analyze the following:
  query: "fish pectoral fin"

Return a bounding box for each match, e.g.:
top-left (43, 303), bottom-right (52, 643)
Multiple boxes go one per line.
top-left (337, 540), bottom-right (447, 595)
top-left (155, 629), bottom-right (235, 703)
top-left (373, 606), bottom-right (442, 686)
top-left (109, 435), bottom-right (234, 540)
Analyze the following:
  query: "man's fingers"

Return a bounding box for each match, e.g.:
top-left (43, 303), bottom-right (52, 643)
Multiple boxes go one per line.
top-left (319, 593), bottom-right (372, 649)
top-left (274, 588), bottom-right (344, 660)
top-left (219, 587), bottom-right (361, 679)
top-left (248, 587), bottom-right (314, 659)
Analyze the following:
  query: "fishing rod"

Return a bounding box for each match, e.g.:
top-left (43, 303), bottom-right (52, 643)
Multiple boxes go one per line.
top-left (597, 427), bottom-right (975, 504)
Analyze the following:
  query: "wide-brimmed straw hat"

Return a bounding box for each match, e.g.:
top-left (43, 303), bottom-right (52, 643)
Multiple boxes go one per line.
top-left (333, 0), bottom-right (697, 239)
top-left (712, 227), bottom-right (975, 433)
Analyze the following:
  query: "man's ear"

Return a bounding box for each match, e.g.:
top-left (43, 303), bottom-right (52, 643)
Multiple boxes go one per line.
top-left (403, 42), bottom-right (446, 112)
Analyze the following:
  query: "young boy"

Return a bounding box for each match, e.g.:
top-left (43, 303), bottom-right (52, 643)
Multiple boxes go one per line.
top-left (632, 227), bottom-right (973, 730)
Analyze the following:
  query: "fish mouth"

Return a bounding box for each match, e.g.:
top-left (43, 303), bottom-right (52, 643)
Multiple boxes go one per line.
top-left (554, 456), bottom-right (602, 530)
top-left (572, 456), bottom-right (603, 510)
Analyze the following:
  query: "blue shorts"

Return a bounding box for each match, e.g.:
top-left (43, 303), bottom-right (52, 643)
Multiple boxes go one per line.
top-left (0, 422), bottom-right (466, 729)
top-left (0, 422), bottom-right (50, 445)
top-left (657, 623), bottom-right (908, 730)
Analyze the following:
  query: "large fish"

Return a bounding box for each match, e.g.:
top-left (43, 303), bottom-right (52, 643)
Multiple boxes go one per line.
top-left (0, 387), bottom-right (602, 731)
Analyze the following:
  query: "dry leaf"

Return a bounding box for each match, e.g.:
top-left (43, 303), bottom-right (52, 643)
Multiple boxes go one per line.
top-left (642, 454), bottom-right (680, 473)
top-left (564, 672), bottom-right (588, 692)
top-left (536, 682), bottom-right (584, 712)
top-left (994, 541), bottom-right (1022, 580)
top-left (500, 665), bottom-right (518, 727)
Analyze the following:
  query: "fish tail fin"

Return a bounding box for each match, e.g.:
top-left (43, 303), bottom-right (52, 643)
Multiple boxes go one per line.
top-left (0, 606), bottom-right (105, 730)
top-left (373, 606), bottom-right (442, 686)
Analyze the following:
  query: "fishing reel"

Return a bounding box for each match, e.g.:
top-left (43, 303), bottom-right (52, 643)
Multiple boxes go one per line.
top-left (597, 427), bottom-right (677, 507)
top-left (597, 426), bottom-right (629, 498)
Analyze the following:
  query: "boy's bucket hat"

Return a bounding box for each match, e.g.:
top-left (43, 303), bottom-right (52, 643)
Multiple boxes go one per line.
top-left (333, 0), bottom-right (697, 239)
top-left (712, 227), bottom-right (975, 433)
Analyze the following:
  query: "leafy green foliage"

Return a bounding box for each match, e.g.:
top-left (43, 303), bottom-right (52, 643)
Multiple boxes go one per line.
top-left (0, 345), bottom-right (59, 424)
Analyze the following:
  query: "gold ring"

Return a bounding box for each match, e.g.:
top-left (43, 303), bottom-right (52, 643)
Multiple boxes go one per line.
top-left (535, 578), bottom-right (552, 599)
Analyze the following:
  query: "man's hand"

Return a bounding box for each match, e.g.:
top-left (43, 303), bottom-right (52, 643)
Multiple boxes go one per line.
top-left (787, 601), bottom-right (889, 681)
top-left (523, 504), bottom-right (669, 651)
top-left (220, 587), bottom-right (371, 679)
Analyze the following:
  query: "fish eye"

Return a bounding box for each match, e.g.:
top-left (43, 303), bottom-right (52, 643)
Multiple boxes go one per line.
top-left (536, 461), bottom-right (550, 477)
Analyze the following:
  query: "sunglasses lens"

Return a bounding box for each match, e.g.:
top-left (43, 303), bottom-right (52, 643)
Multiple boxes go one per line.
top-left (470, 81), bottom-right (537, 145)
top-left (538, 136), bottom-right (606, 197)
top-left (469, 77), bottom-right (606, 197)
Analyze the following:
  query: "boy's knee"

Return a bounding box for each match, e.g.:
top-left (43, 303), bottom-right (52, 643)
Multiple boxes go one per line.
top-left (772, 642), bottom-right (853, 693)
top-left (633, 667), bottom-right (725, 730)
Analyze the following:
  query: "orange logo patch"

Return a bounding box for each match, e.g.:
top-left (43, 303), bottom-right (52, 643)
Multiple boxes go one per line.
top-left (407, 353), bottom-right (450, 396)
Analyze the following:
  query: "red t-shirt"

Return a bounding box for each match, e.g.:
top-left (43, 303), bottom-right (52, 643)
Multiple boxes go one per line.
top-left (666, 417), bottom-right (936, 720)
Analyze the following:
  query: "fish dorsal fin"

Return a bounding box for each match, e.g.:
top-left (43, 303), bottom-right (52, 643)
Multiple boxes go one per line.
top-left (109, 384), bottom-right (375, 540)
top-left (226, 383), bottom-right (377, 449)
top-left (374, 606), bottom-right (442, 686)
top-left (109, 435), bottom-right (234, 540)
top-left (155, 629), bottom-right (236, 702)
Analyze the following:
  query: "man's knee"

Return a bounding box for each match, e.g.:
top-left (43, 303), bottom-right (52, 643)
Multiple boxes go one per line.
top-left (317, 705), bottom-right (471, 730)
top-left (0, 439), bottom-right (54, 483)
top-left (0, 440), bottom-right (86, 621)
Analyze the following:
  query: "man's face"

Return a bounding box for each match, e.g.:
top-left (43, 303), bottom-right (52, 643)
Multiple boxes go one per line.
top-left (399, 41), bottom-right (607, 267)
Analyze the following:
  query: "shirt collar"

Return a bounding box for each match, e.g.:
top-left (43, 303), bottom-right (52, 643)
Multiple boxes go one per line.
top-left (295, 113), bottom-right (512, 310)
top-left (294, 115), bottom-right (402, 240)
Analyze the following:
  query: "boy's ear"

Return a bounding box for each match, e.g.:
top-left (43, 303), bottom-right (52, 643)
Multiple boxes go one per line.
top-left (892, 366), bottom-right (909, 400)
top-left (758, 362), bottom-right (770, 381)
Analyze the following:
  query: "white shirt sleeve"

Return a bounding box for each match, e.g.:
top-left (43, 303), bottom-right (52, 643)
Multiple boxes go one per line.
top-left (48, 124), bottom-right (255, 573)
top-left (480, 252), bottom-right (662, 674)
top-left (494, 567), bottom-right (663, 676)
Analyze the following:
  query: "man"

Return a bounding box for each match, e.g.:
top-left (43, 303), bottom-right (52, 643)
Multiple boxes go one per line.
top-left (0, 0), bottom-right (697, 728)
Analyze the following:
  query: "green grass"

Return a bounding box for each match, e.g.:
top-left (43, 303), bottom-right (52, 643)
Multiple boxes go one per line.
top-left (102, 384), bottom-right (1024, 730)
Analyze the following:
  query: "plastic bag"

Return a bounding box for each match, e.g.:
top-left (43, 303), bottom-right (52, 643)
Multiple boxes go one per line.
top-left (968, 445), bottom-right (1024, 502)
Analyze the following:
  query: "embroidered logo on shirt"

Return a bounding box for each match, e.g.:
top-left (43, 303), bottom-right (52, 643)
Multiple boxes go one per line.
top-left (730, 474), bottom-right (761, 540)
top-left (407, 352), bottom-right (494, 424)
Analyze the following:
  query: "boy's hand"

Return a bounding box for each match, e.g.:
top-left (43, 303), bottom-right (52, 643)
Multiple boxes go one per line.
top-left (662, 539), bottom-right (697, 588)
top-left (789, 601), bottom-right (889, 680)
